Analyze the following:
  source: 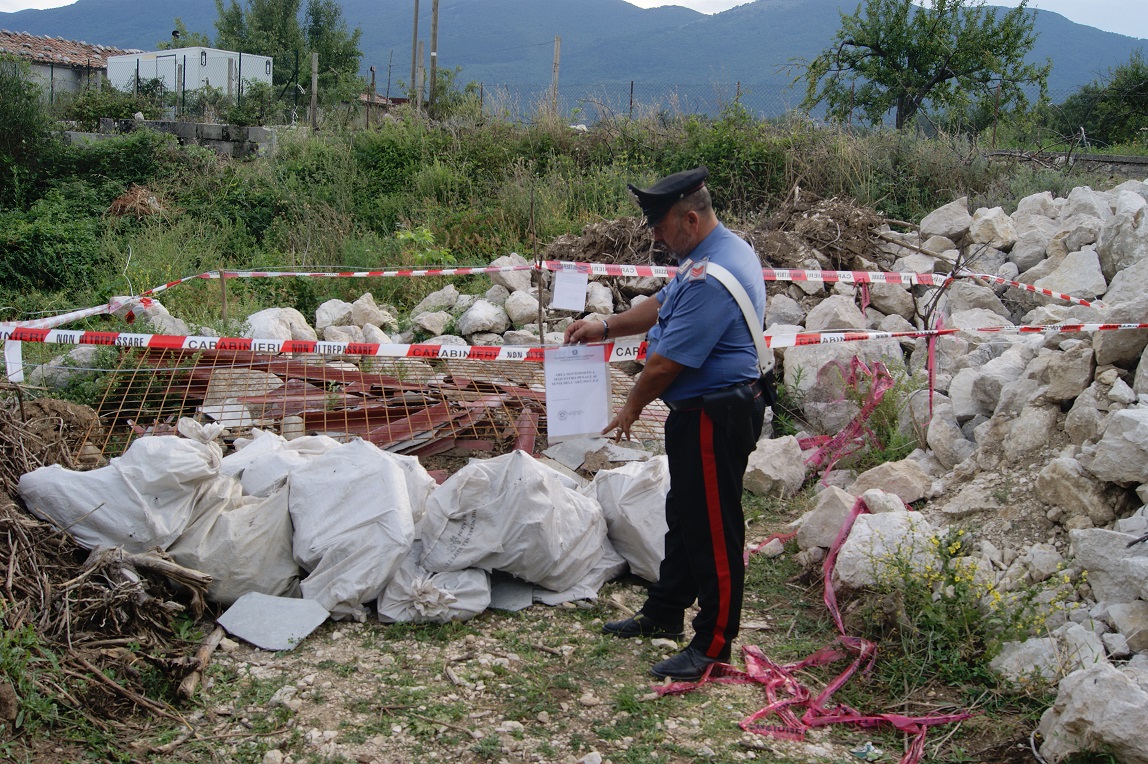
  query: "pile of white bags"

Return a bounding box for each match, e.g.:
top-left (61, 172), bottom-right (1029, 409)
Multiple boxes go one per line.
top-left (18, 417), bottom-right (672, 628)
top-left (221, 430), bottom-right (342, 497)
top-left (19, 419), bottom-right (225, 553)
top-left (420, 450), bottom-right (608, 592)
top-left (377, 541), bottom-right (491, 623)
top-left (167, 477), bottom-right (299, 605)
top-left (586, 456), bottom-right (670, 582)
top-left (288, 439), bottom-right (433, 621)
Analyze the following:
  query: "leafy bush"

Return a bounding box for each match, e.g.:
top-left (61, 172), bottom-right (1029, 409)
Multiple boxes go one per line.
top-left (0, 56), bottom-right (56, 208)
top-left (57, 86), bottom-right (162, 131)
top-left (0, 190), bottom-right (104, 292)
top-left (859, 526), bottom-right (1079, 691)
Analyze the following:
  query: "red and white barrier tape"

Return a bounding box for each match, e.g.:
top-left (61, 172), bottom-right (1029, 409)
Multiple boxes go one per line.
top-left (6, 322), bottom-right (1148, 360)
top-left (957, 270), bottom-right (1102, 308)
top-left (976, 321), bottom-right (1148, 335)
top-left (663, 498), bottom-right (972, 764)
top-left (132, 262), bottom-right (1096, 319)
top-left (542, 260), bottom-right (949, 286)
top-left (4, 296), bottom-right (146, 330)
top-left (0, 327), bottom-right (645, 363)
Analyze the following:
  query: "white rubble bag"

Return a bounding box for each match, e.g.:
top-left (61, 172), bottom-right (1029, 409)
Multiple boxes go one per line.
top-left (420, 450), bottom-right (608, 592)
top-left (535, 536), bottom-right (628, 605)
top-left (18, 419), bottom-right (224, 553)
top-left (167, 475), bottom-right (300, 605)
top-left (288, 439), bottom-right (419, 621)
top-left (222, 429), bottom-right (342, 497)
top-left (377, 541), bottom-right (490, 623)
top-left (586, 456), bottom-right (669, 582)
top-left (224, 430), bottom-right (435, 524)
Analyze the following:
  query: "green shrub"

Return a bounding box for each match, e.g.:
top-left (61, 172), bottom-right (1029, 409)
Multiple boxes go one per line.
top-left (860, 526), bottom-right (1079, 692)
top-left (0, 191), bottom-right (104, 292)
top-left (0, 56), bottom-right (56, 208)
top-left (57, 87), bottom-right (161, 132)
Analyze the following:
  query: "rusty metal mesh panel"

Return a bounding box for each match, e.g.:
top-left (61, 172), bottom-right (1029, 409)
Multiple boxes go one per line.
top-left (46, 348), bottom-right (665, 461)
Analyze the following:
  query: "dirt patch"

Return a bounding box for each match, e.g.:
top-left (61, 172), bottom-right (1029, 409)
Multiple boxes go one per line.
top-left (0, 396), bottom-right (103, 489)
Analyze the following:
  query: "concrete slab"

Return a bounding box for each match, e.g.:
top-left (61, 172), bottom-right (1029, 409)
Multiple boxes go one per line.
top-left (217, 593), bottom-right (328, 651)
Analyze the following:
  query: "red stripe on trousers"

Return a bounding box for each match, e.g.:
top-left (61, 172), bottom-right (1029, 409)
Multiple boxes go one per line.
top-left (700, 412), bottom-right (731, 658)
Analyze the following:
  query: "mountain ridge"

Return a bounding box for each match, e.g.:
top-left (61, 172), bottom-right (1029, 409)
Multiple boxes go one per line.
top-left (2, 0), bottom-right (1144, 111)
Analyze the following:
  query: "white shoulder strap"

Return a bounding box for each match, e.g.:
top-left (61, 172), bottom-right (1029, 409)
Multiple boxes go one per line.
top-left (704, 262), bottom-right (774, 375)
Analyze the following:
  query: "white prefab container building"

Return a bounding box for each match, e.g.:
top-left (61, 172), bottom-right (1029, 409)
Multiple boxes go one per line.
top-left (106, 47), bottom-right (273, 94)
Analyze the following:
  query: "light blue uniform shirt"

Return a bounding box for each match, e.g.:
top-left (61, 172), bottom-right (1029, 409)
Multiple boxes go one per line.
top-left (647, 223), bottom-right (766, 403)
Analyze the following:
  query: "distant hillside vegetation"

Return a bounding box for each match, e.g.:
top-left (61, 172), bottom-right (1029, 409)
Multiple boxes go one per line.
top-left (2, 0), bottom-right (1144, 113)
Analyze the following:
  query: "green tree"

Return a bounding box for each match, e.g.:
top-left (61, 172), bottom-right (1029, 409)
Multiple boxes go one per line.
top-left (156, 18), bottom-right (213, 50)
top-left (0, 55), bottom-right (55, 208)
top-left (1053, 50), bottom-right (1148, 148)
top-left (215, 0), bottom-right (304, 87)
top-left (305, 0), bottom-right (363, 93)
top-left (213, 0), bottom-right (361, 94)
top-left (802, 0), bottom-right (1050, 130)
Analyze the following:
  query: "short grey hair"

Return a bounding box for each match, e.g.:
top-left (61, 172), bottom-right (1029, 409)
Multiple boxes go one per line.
top-left (678, 185), bottom-right (713, 216)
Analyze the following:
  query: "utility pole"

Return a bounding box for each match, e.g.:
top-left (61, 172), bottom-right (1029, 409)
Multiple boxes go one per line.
top-left (368, 65), bottom-right (376, 128)
top-left (415, 40), bottom-right (425, 112)
top-left (410, 0), bottom-right (419, 100)
top-left (428, 0), bottom-right (440, 111)
top-left (551, 35), bottom-right (561, 115)
top-left (310, 52), bottom-right (318, 130)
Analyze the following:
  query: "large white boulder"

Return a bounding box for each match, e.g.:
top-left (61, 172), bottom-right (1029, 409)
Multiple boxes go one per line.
top-left (804, 294), bottom-right (866, 331)
top-left (412, 284), bottom-right (460, 315)
top-left (848, 459), bottom-right (930, 504)
top-left (504, 290), bottom-right (540, 326)
top-left (1039, 663), bottom-right (1148, 764)
top-left (1033, 248), bottom-right (1108, 301)
top-left (743, 436), bottom-right (806, 498)
top-left (920, 197), bottom-right (973, 241)
top-left (969, 206), bottom-right (1018, 250)
top-left (1098, 206), bottom-right (1148, 281)
top-left (456, 299), bottom-right (511, 336)
top-left (1080, 409), bottom-right (1148, 485)
top-left (833, 510), bottom-right (939, 590)
top-left (488, 253), bottom-right (534, 293)
top-left (315, 299), bottom-right (354, 332)
top-left (245, 307), bottom-right (318, 341)
top-left (1069, 528), bottom-right (1148, 603)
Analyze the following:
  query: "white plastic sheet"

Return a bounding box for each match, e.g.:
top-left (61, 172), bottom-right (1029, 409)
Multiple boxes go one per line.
top-left (587, 456), bottom-right (669, 582)
top-left (534, 536), bottom-right (627, 605)
top-left (420, 450), bottom-right (607, 592)
top-left (18, 419), bottom-right (224, 553)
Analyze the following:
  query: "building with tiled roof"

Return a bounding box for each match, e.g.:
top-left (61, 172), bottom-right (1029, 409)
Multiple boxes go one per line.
top-left (0, 29), bottom-right (141, 100)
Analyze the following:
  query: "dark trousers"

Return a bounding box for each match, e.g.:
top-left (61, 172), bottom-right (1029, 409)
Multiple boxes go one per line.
top-left (640, 381), bottom-right (766, 660)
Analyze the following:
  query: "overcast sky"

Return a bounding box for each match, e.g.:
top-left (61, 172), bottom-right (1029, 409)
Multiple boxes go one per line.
top-left (2, 0), bottom-right (1146, 40)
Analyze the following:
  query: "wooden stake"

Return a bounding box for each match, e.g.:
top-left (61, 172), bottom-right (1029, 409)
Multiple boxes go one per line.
top-left (178, 626), bottom-right (226, 699)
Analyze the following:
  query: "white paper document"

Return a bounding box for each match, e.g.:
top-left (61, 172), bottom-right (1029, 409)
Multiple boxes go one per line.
top-left (550, 268), bottom-right (589, 312)
top-left (544, 344), bottom-right (610, 441)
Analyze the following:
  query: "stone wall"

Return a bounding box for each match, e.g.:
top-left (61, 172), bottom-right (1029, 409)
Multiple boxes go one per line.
top-left (83, 117), bottom-right (276, 158)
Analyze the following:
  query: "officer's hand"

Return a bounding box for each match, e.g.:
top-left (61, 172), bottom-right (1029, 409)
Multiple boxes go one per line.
top-left (602, 400), bottom-right (642, 442)
top-left (563, 319), bottom-right (605, 345)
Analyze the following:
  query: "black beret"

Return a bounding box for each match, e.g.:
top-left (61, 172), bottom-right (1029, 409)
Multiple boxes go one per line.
top-left (627, 166), bottom-right (709, 227)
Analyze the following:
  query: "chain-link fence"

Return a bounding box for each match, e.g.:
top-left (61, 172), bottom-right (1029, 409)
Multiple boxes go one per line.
top-left (464, 80), bottom-right (802, 123)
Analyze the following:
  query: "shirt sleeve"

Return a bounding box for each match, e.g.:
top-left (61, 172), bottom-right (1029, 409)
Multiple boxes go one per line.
top-left (651, 279), bottom-right (738, 368)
